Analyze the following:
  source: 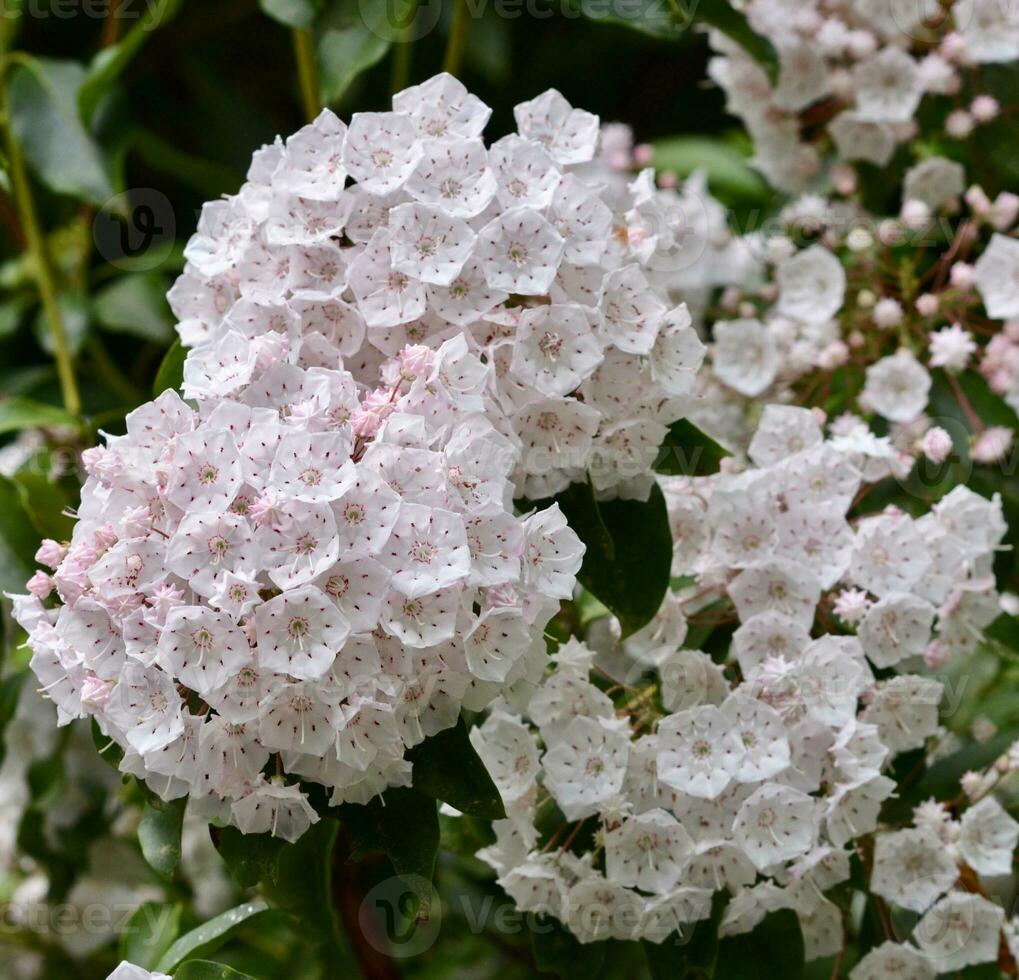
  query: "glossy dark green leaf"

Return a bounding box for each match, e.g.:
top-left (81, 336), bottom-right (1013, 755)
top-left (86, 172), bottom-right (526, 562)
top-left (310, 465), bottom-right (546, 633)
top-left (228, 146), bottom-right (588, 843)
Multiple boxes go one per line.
top-left (138, 796), bottom-right (187, 878)
top-left (155, 901), bottom-right (271, 973)
top-left (317, 0), bottom-right (391, 103)
top-left (93, 273), bottom-right (175, 343)
top-left (153, 339), bottom-right (187, 397)
top-left (119, 901), bottom-right (182, 971)
top-left (542, 482), bottom-right (672, 637)
top-left (260, 0), bottom-right (321, 27)
top-left (407, 717), bottom-right (506, 820)
top-left (174, 963), bottom-right (257, 980)
top-left (213, 825), bottom-right (287, 890)
top-left (339, 787), bottom-right (438, 911)
top-left (92, 717), bottom-right (125, 769)
top-left (654, 419), bottom-right (730, 476)
top-left (0, 671), bottom-right (27, 771)
top-left (12, 468), bottom-right (76, 543)
top-left (8, 57), bottom-right (115, 205)
top-left (576, 0), bottom-right (777, 80)
top-left (530, 914), bottom-right (606, 978)
top-left (645, 891), bottom-right (724, 979)
top-left (262, 818), bottom-right (339, 940)
top-left (0, 475), bottom-right (41, 593)
top-left (714, 909), bottom-right (804, 980)
top-left (0, 396), bottom-right (78, 435)
top-left (651, 136), bottom-right (768, 203)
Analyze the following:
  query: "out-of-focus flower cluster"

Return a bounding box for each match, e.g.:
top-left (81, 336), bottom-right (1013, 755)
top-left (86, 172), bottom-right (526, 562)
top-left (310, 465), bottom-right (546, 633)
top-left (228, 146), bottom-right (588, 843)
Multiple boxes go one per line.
top-left (708, 0), bottom-right (1017, 194)
top-left (677, 2), bottom-right (1019, 474)
top-left (472, 406), bottom-right (1017, 971)
top-left (166, 73), bottom-right (725, 500)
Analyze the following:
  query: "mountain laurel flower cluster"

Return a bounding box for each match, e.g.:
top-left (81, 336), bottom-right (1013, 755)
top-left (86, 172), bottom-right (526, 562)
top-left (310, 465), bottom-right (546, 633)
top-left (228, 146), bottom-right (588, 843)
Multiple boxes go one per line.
top-left (167, 73), bottom-right (718, 501)
top-left (11, 332), bottom-right (584, 842)
top-left (473, 406), bottom-right (1015, 971)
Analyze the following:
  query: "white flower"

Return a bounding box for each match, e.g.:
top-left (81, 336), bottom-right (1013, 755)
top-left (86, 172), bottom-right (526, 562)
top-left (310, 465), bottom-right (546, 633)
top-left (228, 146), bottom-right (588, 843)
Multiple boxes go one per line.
top-left (106, 964), bottom-right (173, 980)
top-left (863, 351), bottom-right (932, 423)
top-left (657, 705), bottom-right (741, 800)
top-left (904, 157), bottom-right (965, 210)
top-left (776, 245), bottom-right (846, 324)
top-left (853, 48), bottom-right (924, 123)
top-left (733, 784), bottom-right (818, 869)
top-left (849, 942), bottom-right (935, 980)
top-left (959, 796), bottom-right (1019, 875)
top-left (859, 593), bottom-right (936, 669)
top-left (974, 233), bottom-right (1019, 319)
top-left (543, 716), bottom-right (630, 819)
top-left (914, 893), bottom-right (1005, 972)
top-left (605, 808), bottom-right (694, 893)
top-left (513, 89), bottom-right (600, 165)
top-left (712, 318), bottom-right (779, 396)
top-left (928, 324), bottom-right (977, 371)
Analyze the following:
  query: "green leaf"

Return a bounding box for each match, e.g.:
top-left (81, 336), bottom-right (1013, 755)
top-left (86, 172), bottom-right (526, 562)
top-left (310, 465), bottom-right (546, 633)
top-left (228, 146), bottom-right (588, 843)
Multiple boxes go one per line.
top-left (576, 0), bottom-right (680, 40)
top-left (0, 475), bottom-right (41, 592)
top-left (262, 818), bottom-right (339, 940)
top-left (78, 0), bottom-right (184, 124)
top-left (316, 0), bottom-right (391, 104)
top-left (93, 274), bottom-right (174, 343)
top-left (174, 963), bottom-right (257, 980)
top-left (120, 902), bottom-right (182, 972)
top-left (645, 892), bottom-right (724, 979)
top-left (153, 339), bottom-right (187, 397)
top-left (0, 296), bottom-right (29, 338)
top-left (0, 671), bottom-right (27, 770)
top-left (260, 0), bottom-right (321, 27)
top-left (339, 787), bottom-right (438, 911)
top-left (541, 482), bottom-right (672, 637)
top-left (138, 796), bottom-right (186, 878)
top-left (213, 825), bottom-right (286, 890)
top-left (530, 915), bottom-right (606, 978)
top-left (92, 717), bottom-right (125, 769)
top-left (650, 136), bottom-right (768, 202)
top-left (715, 909), bottom-right (804, 980)
top-left (654, 419), bottom-right (730, 476)
top-left (575, 0), bottom-right (777, 80)
top-left (8, 57), bottom-right (115, 205)
top-left (693, 0), bottom-right (779, 81)
top-left (155, 901), bottom-right (271, 973)
top-left (12, 467), bottom-right (77, 543)
top-left (406, 717), bottom-right (506, 820)
top-left (0, 396), bottom-right (78, 435)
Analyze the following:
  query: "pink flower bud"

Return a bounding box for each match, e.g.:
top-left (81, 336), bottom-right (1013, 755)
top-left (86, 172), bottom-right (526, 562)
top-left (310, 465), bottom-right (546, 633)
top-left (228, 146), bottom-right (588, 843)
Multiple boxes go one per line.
top-left (949, 261), bottom-right (975, 289)
top-left (920, 426), bottom-right (953, 465)
top-left (901, 199), bottom-right (930, 230)
top-left (26, 571), bottom-right (54, 600)
top-left (34, 538), bottom-right (67, 569)
top-left (915, 293), bottom-right (939, 316)
top-left (945, 109), bottom-right (973, 139)
top-left (970, 94), bottom-right (999, 122)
